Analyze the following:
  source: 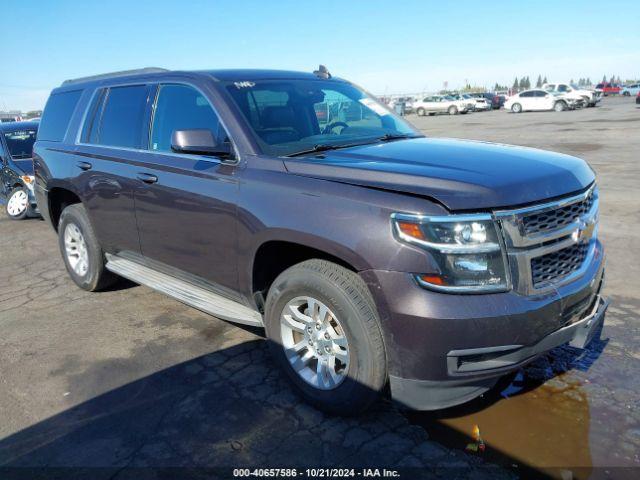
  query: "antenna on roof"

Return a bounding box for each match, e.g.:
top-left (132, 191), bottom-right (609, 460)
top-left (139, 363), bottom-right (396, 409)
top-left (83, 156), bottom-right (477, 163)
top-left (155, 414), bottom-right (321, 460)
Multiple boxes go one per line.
top-left (313, 65), bottom-right (331, 79)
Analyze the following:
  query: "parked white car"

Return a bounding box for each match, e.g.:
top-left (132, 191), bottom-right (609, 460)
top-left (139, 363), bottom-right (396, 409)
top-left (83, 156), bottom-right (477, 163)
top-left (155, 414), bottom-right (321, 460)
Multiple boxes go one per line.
top-left (388, 96), bottom-right (415, 114)
top-left (504, 89), bottom-right (572, 113)
top-left (620, 84), bottom-right (640, 96)
top-left (448, 93), bottom-right (477, 112)
top-left (413, 95), bottom-right (470, 115)
top-left (543, 83), bottom-right (600, 107)
top-left (470, 96), bottom-right (492, 111)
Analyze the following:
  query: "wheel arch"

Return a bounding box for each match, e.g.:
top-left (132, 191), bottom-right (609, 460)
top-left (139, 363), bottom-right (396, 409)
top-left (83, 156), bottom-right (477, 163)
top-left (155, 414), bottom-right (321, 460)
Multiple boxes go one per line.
top-left (249, 236), bottom-right (367, 305)
top-left (47, 184), bottom-right (83, 231)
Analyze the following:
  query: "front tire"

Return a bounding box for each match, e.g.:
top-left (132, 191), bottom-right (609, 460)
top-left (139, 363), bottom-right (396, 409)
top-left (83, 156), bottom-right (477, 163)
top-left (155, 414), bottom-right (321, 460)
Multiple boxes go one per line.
top-left (264, 259), bottom-right (387, 415)
top-left (5, 186), bottom-right (30, 220)
top-left (448, 105), bottom-right (458, 115)
top-left (623, 91), bottom-right (630, 96)
top-left (58, 204), bottom-right (117, 291)
top-left (554, 101), bottom-right (566, 112)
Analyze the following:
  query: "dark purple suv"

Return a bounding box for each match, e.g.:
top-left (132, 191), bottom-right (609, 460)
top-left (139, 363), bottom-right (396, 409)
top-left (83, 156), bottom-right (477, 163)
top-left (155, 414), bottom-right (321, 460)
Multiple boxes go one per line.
top-left (33, 67), bottom-right (607, 414)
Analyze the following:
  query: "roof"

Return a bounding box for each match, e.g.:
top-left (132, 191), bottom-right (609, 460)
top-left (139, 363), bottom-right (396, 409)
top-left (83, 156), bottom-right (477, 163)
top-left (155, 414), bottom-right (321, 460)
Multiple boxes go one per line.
top-left (56, 67), bottom-right (343, 90)
top-left (203, 69), bottom-right (336, 82)
top-left (0, 121), bottom-right (39, 132)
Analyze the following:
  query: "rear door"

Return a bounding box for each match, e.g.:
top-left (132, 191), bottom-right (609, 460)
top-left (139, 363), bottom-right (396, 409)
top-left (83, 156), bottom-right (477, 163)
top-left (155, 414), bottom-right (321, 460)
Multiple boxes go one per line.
top-left (132, 82), bottom-right (240, 292)
top-left (517, 91), bottom-right (533, 110)
top-left (74, 84), bottom-right (152, 255)
top-left (433, 97), bottom-right (446, 112)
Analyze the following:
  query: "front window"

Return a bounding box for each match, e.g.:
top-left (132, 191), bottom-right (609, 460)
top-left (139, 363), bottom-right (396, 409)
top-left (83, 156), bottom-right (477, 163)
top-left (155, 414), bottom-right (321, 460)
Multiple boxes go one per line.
top-left (150, 84), bottom-right (228, 152)
top-left (224, 79), bottom-right (419, 156)
top-left (4, 129), bottom-right (37, 159)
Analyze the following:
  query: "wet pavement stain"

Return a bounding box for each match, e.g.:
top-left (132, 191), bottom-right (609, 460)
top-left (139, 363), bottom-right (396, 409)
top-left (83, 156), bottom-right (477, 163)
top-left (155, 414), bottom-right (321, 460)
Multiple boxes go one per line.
top-left (405, 311), bottom-right (640, 479)
top-left (407, 373), bottom-right (593, 479)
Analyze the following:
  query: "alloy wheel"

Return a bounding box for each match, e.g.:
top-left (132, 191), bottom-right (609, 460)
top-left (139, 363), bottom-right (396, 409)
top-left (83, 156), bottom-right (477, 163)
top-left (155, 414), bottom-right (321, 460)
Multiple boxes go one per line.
top-left (64, 223), bottom-right (89, 277)
top-left (280, 296), bottom-right (350, 390)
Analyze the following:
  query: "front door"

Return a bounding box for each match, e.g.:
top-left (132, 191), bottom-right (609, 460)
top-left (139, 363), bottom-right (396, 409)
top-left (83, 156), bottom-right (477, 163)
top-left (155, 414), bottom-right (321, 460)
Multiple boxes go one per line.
top-left (133, 83), bottom-right (240, 293)
top-left (534, 91), bottom-right (554, 110)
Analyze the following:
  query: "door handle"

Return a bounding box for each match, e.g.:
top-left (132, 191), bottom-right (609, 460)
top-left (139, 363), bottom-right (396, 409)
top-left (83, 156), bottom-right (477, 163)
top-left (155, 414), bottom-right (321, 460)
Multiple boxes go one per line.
top-left (77, 161), bottom-right (92, 171)
top-left (136, 173), bottom-right (158, 184)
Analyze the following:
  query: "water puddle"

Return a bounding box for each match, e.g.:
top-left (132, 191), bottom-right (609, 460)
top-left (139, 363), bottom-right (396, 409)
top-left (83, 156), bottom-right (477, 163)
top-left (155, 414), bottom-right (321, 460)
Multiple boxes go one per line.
top-left (407, 373), bottom-right (593, 478)
top-left (405, 337), bottom-right (640, 479)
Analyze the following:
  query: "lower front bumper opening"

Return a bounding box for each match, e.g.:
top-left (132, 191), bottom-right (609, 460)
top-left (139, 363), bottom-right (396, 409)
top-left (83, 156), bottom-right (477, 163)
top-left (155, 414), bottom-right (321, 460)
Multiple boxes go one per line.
top-left (390, 296), bottom-right (609, 411)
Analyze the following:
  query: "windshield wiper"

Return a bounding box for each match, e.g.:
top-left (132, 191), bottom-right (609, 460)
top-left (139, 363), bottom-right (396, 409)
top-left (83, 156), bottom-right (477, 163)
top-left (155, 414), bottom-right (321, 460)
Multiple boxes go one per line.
top-left (377, 133), bottom-right (421, 142)
top-left (285, 135), bottom-right (422, 157)
top-left (285, 143), bottom-right (367, 157)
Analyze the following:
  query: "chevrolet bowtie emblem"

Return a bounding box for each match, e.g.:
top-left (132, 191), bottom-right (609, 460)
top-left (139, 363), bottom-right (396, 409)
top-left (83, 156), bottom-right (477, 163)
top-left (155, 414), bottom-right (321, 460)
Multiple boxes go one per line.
top-left (572, 219), bottom-right (595, 243)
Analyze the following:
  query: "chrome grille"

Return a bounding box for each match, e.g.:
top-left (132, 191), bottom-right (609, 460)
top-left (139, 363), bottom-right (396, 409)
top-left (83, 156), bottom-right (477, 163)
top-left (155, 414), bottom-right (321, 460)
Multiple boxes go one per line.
top-left (531, 243), bottom-right (589, 286)
top-left (522, 189), bottom-right (595, 235)
top-left (495, 185), bottom-right (598, 295)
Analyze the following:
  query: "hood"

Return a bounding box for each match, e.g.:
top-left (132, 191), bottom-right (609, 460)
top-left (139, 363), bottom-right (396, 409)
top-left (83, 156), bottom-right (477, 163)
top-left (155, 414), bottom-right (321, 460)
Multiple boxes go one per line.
top-left (12, 159), bottom-right (34, 176)
top-left (283, 138), bottom-right (595, 211)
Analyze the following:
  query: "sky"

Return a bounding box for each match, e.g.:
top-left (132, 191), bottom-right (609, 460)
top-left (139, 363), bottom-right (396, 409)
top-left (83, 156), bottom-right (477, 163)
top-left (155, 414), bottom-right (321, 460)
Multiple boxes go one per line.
top-left (2, 0), bottom-right (639, 111)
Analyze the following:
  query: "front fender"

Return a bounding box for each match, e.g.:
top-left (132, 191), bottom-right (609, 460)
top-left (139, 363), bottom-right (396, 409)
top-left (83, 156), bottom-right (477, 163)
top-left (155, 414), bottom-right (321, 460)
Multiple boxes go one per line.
top-left (235, 158), bottom-right (448, 299)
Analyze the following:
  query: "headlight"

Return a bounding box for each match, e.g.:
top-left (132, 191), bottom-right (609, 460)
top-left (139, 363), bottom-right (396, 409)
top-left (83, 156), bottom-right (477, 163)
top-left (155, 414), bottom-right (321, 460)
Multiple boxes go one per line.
top-left (20, 175), bottom-right (35, 191)
top-left (392, 213), bottom-right (510, 293)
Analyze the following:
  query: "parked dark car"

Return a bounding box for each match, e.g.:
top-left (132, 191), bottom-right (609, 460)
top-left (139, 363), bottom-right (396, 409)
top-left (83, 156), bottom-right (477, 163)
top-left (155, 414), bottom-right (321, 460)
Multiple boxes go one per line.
top-left (33, 67), bottom-right (607, 414)
top-left (636, 91), bottom-right (640, 105)
top-left (469, 92), bottom-right (504, 109)
top-left (1, 121), bottom-right (39, 219)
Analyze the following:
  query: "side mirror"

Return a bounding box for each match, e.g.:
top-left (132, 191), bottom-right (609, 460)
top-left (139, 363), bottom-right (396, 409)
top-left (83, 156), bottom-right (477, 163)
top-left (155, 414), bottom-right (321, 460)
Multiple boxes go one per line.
top-left (171, 129), bottom-right (232, 158)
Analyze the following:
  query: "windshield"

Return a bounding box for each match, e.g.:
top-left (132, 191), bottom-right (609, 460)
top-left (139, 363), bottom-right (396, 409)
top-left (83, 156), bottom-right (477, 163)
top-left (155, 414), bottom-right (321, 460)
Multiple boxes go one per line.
top-left (224, 79), bottom-right (420, 156)
top-left (4, 129), bottom-right (37, 159)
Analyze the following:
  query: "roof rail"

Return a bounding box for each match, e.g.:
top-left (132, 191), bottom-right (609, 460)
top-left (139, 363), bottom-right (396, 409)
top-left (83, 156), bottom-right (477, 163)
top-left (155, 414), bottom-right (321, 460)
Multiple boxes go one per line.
top-left (61, 67), bottom-right (169, 86)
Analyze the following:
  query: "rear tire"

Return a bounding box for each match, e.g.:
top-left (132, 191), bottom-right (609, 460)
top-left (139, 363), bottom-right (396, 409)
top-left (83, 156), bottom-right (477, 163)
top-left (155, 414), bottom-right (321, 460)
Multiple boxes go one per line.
top-left (623, 91), bottom-right (630, 96)
top-left (58, 204), bottom-right (117, 291)
top-left (264, 259), bottom-right (387, 415)
top-left (416, 107), bottom-right (425, 116)
top-left (511, 103), bottom-right (522, 113)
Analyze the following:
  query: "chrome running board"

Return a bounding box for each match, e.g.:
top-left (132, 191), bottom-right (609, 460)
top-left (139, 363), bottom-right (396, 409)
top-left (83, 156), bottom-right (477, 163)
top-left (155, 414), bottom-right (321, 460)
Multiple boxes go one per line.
top-left (105, 254), bottom-right (263, 327)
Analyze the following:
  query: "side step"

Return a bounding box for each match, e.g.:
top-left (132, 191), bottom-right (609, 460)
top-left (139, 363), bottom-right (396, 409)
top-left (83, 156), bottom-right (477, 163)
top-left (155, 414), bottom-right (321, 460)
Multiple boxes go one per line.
top-left (105, 255), bottom-right (263, 327)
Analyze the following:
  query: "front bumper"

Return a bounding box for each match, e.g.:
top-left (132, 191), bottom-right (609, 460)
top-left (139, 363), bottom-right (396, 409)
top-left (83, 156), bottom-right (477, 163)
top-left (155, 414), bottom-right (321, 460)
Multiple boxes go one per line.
top-left (389, 296), bottom-right (607, 410)
top-left (359, 238), bottom-right (605, 410)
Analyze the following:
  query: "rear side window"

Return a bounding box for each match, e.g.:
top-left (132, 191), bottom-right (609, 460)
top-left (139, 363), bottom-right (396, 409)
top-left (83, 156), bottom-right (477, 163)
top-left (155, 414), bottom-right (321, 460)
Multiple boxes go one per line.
top-left (81, 89), bottom-right (107, 144)
top-left (94, 85), bottom-right (149, 149)
top-left (38, 90), bottom-right (82, 141)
